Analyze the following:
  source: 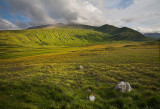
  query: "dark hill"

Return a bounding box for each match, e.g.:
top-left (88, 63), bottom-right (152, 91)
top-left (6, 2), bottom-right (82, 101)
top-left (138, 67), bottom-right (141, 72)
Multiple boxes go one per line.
top-left (95, 24), bottom-right (119, 34)
top-left (109, 27), bottom-right (146, 41)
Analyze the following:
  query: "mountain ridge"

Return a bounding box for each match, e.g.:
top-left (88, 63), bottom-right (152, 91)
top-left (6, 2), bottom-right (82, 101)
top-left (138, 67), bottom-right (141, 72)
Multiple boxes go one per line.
top-left (27, 23), bottom-right (147, 41)
top-left (0, 23), bottom-right (150, 50)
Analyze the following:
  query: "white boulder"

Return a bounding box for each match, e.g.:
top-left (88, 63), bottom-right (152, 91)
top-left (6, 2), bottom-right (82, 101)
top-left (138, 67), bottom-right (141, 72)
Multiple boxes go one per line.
top-left (79, 65), bottom-right (83, 69)
top-left (115, 81), bottom-right (132, 92)
top-left (89, 94), bottom-right (96, 101)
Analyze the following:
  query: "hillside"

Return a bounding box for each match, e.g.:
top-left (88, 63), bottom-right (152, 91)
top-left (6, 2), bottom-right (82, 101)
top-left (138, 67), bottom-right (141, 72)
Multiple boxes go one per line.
top-left (0, 24), bottom-right (151, 59)
top-left (28, 23), bottom-right (147, 41)
top-left (0, 28), bottom-right (111, 59)
top-left (0, 29), bottom-right (110, 48)
top-left (109, 27), bottom-right (146, 41)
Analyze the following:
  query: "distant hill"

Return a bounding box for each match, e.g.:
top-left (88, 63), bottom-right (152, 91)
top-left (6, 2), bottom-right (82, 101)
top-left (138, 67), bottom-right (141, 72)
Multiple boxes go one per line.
top-left (28, 23), bottom-right (147, 41)
top-left (0, 23), bottom-right (152, 55)
top-left (0, 29), bottom-right (111, 47)
top-left (144, 33), bottom-right (160, 39)
top-left (109, 27), bottom-right (146, 41)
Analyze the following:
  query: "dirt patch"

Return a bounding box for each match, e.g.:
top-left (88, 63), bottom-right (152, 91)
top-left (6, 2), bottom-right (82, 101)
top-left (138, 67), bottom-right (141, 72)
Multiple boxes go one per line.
top-left (104, 47), bottom-right (116, 51)
top-left (123, 45), bottom-right (136, 47)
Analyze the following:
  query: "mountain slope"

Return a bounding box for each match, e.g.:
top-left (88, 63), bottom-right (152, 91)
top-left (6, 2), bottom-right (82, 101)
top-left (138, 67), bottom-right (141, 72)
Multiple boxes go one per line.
top-left (94, 24), bottom-right (119, 34)
top-left (0, 29), bottom-right (110, 47)
top-left (109, 27), bottom-right (146, 41)
top-left (28, 23), bottom-right (147, 41)
top-left (0, 23), bottom-right (149, 51)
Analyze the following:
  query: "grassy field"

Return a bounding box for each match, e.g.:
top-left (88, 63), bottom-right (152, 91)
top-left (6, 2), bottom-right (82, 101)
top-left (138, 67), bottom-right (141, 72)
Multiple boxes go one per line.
top-left (0, 36), bottom-right (159, 109)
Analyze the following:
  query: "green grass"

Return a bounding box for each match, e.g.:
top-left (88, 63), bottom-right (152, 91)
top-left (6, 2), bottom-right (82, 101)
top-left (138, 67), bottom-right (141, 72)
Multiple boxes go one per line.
top-left (0, 38), bottom-right (159, 109)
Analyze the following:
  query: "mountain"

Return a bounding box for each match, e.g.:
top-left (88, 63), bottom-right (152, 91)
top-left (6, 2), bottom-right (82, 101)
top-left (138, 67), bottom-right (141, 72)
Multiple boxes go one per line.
top-left (0, 23), bottom-right (151, 59)
top-left (28, 23), bottom-right (147, 41)
top-left (144, 33), bottom-right (160, 39)
top-left (94, 24), bottom-right (118, 34)
top-left (109, 27), bottom-right (146, 41)
top-left (0, 28), bottom-right (110, 47)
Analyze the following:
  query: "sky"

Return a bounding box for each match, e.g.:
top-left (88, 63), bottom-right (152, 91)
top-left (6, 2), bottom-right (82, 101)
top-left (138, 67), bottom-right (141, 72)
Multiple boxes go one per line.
top-left (0, 0), bottom-right (160, 33)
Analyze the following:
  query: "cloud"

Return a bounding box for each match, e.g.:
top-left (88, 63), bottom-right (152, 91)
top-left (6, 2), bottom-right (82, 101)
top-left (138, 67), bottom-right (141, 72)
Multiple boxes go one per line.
top-left (3, 0), bottom-right (106, 27)
top-left (134, 26), bottom-right (160, 33)
top-left (0, 18), bottom-right (19, 30)
top-left (6, 0), bottom-right (56, 26)
top-left (0, 0), bottom-right (160, 33)
top-left (67, 0), bottom-right (106, 25)
top-left (39, 0), bottom-right (106, 26)
top-left (121, 18), bottom-right (136, 23)
top-left (14, 20), bottom-right (28, 29)
top-left (103, 0), bottom-right (160, 33)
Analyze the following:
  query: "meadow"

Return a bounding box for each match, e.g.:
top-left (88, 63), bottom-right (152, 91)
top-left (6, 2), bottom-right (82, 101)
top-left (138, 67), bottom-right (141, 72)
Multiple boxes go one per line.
top-left (0, 28), bottom-right (159, 109)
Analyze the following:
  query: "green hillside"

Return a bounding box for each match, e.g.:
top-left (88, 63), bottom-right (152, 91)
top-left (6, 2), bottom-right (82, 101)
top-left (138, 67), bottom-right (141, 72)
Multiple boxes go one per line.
top-left (95, 24), bottom-right (119, 33)
top-left (109, 27), bottom-right (146, 41)
top-left (0, 29), bottom-right (110, 47)
top-left (28, 23), bottom-right (148, 41)
top-left (0, 28), bottom-right (112, 59)
top-left (0, 25), bottom-right (152, 59)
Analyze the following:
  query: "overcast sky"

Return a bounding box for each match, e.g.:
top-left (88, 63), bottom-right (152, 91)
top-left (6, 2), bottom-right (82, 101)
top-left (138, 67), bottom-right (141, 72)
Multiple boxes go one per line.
top-left (0, 0), bottom-right (160, 33)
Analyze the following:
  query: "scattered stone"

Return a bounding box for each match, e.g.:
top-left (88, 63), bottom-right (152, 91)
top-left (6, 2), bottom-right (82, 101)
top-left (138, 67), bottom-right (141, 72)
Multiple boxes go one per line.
top-left (79, 65), bottom-right (83, 69)
top-left (86, 89), bottom-right (91, 92)
top-left (115, 81), bottom-right (132, 93)
top-left (85, 89), bottom-right (92, 94)
top-left (89, 94), bottom-right (96, 101)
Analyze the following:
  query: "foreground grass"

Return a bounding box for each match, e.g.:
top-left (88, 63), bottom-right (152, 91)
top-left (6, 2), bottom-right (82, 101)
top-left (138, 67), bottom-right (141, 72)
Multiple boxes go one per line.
top-left (0, 42), bottom-right (159, 109)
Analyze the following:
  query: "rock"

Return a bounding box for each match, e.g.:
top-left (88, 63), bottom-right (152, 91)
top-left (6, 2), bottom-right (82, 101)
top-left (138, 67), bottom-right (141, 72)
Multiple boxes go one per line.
top-left (126, 82), bottom-right (132, 92)
top-left (89, 94), bottom-right (96, 101)
top-left (79, 65), bottom-right (83, 69)
top-left (85, 89), bottom-right (92, 93)
top-left (115, 81), bottom-right (132, 92)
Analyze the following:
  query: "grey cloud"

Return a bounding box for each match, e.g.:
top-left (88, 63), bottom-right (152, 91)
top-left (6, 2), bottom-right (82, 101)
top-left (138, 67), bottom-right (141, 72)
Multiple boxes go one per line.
top-left (4, 0), bottom-right (106, 28)
top-left (121, 18), bottom-right (136, 23)
top-left (155, 12), bottom-right (160, 16)
top-left (105, 0), bottom-right (160, 33)
top-left (15, 20), bottom-right (28, 29)
top-left (41, 0), bottom-right (78, 22)
top-left (41, 0), bottom-right (106, 25)
top-left (6, 0), bottom-right (56, 26)
top-left (135, 26), bottom-right (160, 33)
top-left (0, 18), bottom-right (18, 30)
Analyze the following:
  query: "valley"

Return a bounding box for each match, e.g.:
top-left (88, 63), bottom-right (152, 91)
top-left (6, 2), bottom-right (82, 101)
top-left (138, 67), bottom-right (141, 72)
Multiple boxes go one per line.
top-left (0, 25), bottom-right (159, 109)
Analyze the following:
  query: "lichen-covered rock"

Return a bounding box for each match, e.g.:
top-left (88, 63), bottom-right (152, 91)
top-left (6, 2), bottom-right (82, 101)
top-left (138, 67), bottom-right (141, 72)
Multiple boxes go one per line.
top-left (89, 94), bottom-right (96, 101)
top-left (115, 81), bottom-right (132, 92)
top-left (126, 82), bottom-right (132, 91)
top-left (79, 65), bottom-right (83, 69)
